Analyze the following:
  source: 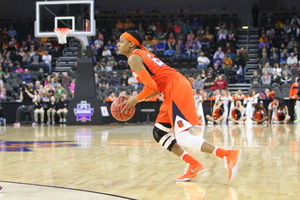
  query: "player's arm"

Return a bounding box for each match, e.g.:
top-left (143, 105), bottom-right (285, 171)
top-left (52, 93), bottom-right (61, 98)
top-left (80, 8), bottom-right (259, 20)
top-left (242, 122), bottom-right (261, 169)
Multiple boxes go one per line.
top-left (122, 54), bottom-right (157, 111)
top-left (145, 91), bottom-right (160, 101)
top-left (128, 54), bottom-right (157, 101)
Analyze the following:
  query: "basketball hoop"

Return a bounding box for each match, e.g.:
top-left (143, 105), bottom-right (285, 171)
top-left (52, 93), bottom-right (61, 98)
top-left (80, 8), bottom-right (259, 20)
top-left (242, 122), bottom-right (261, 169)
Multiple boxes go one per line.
top-left (54, 28), bottom-right (70, 44)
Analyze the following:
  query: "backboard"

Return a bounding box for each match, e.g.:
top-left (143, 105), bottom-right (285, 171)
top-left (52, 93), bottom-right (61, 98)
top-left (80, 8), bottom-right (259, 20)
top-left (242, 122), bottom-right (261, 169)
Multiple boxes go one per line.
top-left (35, 0), bottom-right (95, 37)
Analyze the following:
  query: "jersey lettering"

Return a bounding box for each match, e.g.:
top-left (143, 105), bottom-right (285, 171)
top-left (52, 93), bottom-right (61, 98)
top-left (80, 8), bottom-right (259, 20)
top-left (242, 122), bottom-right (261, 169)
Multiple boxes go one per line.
top-left (145, 53), bottom-right (165, 66)
top-left (177, 120), bottom-right (184, 128)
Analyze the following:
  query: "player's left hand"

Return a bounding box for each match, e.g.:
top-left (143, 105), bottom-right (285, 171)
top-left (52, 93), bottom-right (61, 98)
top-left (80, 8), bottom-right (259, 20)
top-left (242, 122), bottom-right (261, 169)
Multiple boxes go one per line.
top-left (120, 96), bottom-right (139, 113)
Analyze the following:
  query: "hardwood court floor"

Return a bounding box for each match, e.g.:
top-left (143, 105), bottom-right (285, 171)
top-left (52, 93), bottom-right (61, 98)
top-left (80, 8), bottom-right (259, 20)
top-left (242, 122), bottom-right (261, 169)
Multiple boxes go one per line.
top-left (0, 123), bottom-right (299, 200)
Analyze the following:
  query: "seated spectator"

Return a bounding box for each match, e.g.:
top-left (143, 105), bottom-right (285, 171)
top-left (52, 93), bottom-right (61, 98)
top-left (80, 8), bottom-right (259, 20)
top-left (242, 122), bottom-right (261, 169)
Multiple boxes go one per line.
top-left (222, 54), bottom-right (233, 67)
top-left (164, 46), bottom-right (175, 57)
top-left (33, 94), bottom-right (45, 124)
top-left (69, 78), bottom-right (75, 98)
top-left (21, 69), bottom-right (32, 83)
top-left (258, 34), bottom-right (270, 49)
top-left (109, 71), bottom-right (120, 86)
top-left (173, 45), bottom-right (182, 59)
top-left (60, 72), bottom-right (70, 88)
top-left (260, 69), bottom-right (271, 85)
top-left (280, 48), bottom-right (289, 64)
top-left (204, 73), bottom-right (214, 89)
top-left (105, 91), bottom-right (117, 101)
top-left (0, 83), bottom-right (6, 101)
top-left (120, 72), bottom-right (129, 86)
top-left (213, 47), bottom-right (224, 59)
top-left (287, 53), bottom-right (298, 67)
top-left (271, 71), bottom-right (281, 85)
top-left (263, 62), bottom-right (273, 75)
top-left (200, 69), bottom-right (207, 80)
top-left (213, 63), bottom-right (224, 76)
top-left (228, 30), bottom-right (236, 44)
top-left (217, 25), bottom-right (228, 42)
top-left (250, 70), bottom-right (261, 87)
top-left (99, 75), bottom-right (109, 87)
top-left (287, 37), bottom-right (299, 51)
top-left (102, 46), bottom-right (112, 58)
top-left (273, 63), bottom-right (282, 75)
top-left (55, 83), bottom-right (67, 99)
top-left (200, 35), bottom-right (210, 48)
top-left (56, 95), bottom-right (69, 123)
top-left (30, 51), bottom-right (42, 70)
top-left (213, 54), bottom-right (223, 66)
top-left (123, 18), bottom-right (134, 30)
top-left (223, 42), bottom-right (236, 54)
top-left (281, 71), bottom-right (292, 84)
top-left (155, 40), bottom-right (166, 54)
top-left (193, 75), bottom-right (204, 90)
top-left (47, 96), bottom-right (57, 125)
top-left (258, 53), bottom-right (270, 68)
top-left (211, 75), bottom-right (228, 90)
top-left (115, 20), bottom-right (124, 30)
top-left (190, 43), bottom-right (202, 59)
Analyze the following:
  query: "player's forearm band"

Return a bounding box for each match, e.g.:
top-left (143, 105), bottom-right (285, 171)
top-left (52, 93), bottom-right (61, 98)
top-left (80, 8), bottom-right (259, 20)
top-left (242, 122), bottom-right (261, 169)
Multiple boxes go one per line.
top-left (136, 69), bottom-right (157, 101)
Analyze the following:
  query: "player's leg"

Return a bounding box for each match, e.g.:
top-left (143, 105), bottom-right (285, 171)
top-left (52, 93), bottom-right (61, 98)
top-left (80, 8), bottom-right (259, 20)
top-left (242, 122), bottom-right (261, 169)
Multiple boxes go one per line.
top-left (166, 76), bottom-right (242, 181)
top-left (154, 104), bottom-right (206, 182)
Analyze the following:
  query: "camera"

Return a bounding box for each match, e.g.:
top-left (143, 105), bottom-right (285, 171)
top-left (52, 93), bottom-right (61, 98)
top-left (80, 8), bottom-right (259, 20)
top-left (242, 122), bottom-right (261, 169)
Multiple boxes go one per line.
top-left (21, 84), bottom-right (29, 91)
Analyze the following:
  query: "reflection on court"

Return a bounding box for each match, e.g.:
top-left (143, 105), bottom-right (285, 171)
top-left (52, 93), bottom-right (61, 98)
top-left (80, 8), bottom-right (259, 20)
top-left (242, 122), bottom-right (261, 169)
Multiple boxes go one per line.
top-left (0, 123), bottom-right (299, 199)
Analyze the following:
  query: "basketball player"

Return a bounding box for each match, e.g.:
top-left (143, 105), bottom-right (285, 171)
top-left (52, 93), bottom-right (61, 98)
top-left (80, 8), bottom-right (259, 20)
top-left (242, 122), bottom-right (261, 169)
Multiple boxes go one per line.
top-left (117, 31), bottom-right (241, 182)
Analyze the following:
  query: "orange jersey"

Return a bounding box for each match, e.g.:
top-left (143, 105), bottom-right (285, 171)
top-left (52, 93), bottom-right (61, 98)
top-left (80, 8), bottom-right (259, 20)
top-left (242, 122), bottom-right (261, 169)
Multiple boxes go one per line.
top-left (131, 49), bottom-right (179, 93)
top-left (290, 83), bottom-right (298, 99)
top-left (253, 110), bottom-right (264, 121)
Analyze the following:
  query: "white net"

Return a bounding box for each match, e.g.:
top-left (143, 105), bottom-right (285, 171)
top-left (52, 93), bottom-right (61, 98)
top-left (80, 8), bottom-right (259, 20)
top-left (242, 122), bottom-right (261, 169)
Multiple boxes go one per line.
top-left (54, 28), bottom-right (70, 44)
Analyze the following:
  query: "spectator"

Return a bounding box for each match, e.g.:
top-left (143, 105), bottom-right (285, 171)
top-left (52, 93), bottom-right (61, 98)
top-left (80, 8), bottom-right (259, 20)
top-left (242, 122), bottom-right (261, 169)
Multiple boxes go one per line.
top-left (250, 70), bottom-right (261, 87)
top-left (0, 83), bottom-right (7, 101)
top-left (41, 51), bottom-right (52, 72)
top-left (47, 96), bottom-right (57, 125)
top-left (211, 75), bottom-right (228, 89)
top-left (61, 72), bottom-right (72, 88)
top-left (102, 46), bottom-right (112, 58)
top-left (105, 91), bottom-right (117, 101)
top-left (192, 75), bottom-right (204, 90)
top-left (263, 62), bottom-right (273, 75)
top-left (287, 53), bottom-right (298, 67)
top-left (33, 94), bottom-right (45, 124)
top-left (30, 51), bottom-right (42, 70)
top-left (291, 15), bottom-right (300, 25)
top-left (258, 53), bottom-right (270, 68)
top-left (217, 26), bottom-right (228, 42)
top-left (204, 72), bottom-right (215, 89)
top-left (155, 39), bottom-right (166, 54)
top-left (120, 72), bottom-right (129, 86)
top-left (109, 71), bottom-right (120, 86)
top-left (200, 69), bottom-right (207, 80)
top-left (260, 69), bottom-right (271, 85)
top-left (69, 78), bottom-right (75, 98)
top-left (99, 75), bottom-right (109, 87)
top-left (287, 37), bottom-right (299, 51)
top-left (164, 46), bottom-right (175, 57)
top-left (258, 34), bottom-right (270, 49)
top-left (213, 47), bottom-right (224, 59)
top-left (273, 63), bottom-right (282, 75)
top-left (56, 95), bottom-right (69, 123)
top-left (222, 54), bottom-right (233, 67)
top-left (213, 54), bottom-right (223, 66)
top-left (13, 83), bottom-right (36, 127)
top-left (280, 48), bottom-right (289, 64)
top-left (7, 26), bottom-right (17, 37)
top-left (55, 83), bottom-right (67, 99)
top-left (281, 64), bottom-right (291, 76)
top-left (271, 71), bottom-right (281, 85)
top-left (235, 50), bottom-right (246, 83)
top-left (281, 71), bottom-right (292, 84)
top-left (21, 69), bottom-right (32, 83)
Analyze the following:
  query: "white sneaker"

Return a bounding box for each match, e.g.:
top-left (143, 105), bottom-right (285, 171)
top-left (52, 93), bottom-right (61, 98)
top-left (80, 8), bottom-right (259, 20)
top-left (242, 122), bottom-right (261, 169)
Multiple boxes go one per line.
top-left (63, 118), bottom-right (66, 123)
top-left (32, 123), bottom-right (37, 128)
top-left (13, 123), bottom-right (20, 128)
top-left (59, 119), bottom-right (63, 123)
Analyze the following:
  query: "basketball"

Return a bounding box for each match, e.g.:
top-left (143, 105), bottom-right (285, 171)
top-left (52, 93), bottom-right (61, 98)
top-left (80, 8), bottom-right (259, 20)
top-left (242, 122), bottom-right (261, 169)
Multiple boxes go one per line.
top-left (110, 96), bottom-right (135, 121)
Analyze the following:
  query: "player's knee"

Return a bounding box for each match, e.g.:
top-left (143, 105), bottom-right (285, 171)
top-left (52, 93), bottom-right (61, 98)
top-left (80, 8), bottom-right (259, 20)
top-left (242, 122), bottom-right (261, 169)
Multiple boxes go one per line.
top-left (153, 123), bottom-right (176, 151)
